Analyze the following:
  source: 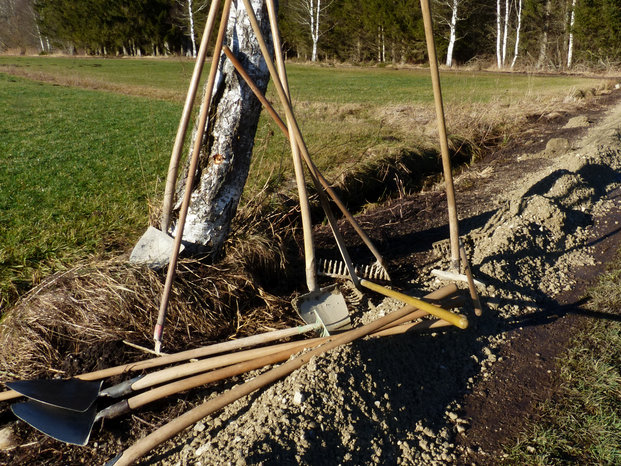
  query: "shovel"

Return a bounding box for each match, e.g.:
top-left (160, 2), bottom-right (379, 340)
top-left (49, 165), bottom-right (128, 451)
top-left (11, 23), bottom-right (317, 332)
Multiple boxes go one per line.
top-left (6, 336), bottom-right (322, 413)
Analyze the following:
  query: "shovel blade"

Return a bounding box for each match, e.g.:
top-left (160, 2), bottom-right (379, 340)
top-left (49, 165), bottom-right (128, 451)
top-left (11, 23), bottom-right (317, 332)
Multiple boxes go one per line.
top-left (7, 378), bottom-right (102, 413)
top-left (11, 400), bottom-right (97, 446)
top-left (294, 285), bottom-right (351, 332)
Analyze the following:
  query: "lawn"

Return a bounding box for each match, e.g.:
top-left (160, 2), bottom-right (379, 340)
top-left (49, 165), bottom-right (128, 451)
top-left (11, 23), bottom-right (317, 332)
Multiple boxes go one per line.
top-left (0, 73), bottom-right (179, 307)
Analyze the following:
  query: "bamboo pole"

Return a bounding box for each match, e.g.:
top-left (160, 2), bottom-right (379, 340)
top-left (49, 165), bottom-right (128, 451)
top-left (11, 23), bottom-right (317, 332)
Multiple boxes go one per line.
top-left (154, 0), bottom-right (233, 353)
top-left (420, 0), bottom-right (460, 271)
top-left (160, 0), bottom-right (222, 232)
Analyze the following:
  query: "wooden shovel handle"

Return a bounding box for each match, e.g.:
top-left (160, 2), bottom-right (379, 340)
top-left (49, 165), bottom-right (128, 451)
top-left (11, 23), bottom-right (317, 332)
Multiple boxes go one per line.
top-left (160, 0), bottom-right (221, 232)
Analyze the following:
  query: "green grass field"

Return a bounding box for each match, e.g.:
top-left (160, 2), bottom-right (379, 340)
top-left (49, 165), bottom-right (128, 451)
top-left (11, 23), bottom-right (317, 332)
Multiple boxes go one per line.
top-left (0, 73), bottom-right (179, 306)
top-left (0, 56), bottom-right (609, 308)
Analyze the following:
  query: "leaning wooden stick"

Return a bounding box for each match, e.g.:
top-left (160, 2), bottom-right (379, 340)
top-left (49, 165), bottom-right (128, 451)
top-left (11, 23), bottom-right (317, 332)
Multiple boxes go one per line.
top-left (154, 0), bottom-right (233, 354)
top-left (420, 0), bottom-right (460, 271)
top-left (223, 44), bottom-right (389, 278)
top-left (160, 0), bottom-right (222, 232)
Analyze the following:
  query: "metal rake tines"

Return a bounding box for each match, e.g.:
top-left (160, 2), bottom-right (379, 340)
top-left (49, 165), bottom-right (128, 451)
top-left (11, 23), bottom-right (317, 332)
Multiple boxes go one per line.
top-left (317, 258), bottom-right (390, 281)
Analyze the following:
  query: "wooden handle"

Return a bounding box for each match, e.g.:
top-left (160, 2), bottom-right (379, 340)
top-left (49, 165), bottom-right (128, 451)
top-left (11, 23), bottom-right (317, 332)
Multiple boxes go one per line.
top-left (224, 47), bottom-right (388, 278)
top-left (155, 0), bottom-right (234, 352)
top-left (360, 279), bottom-right (468, 329)
top-left (160, 0), bottom-right (221, 232)
top-left (126, 340), bottom-right (313, 411)
top-left (264, 1), bottom-right (317, 293)
top-left (420, 0), bottom-right (460, 270)
top-left (130, 338), bottom-right (320, 392)
top-left (460, 240), bottom-right (483, 316)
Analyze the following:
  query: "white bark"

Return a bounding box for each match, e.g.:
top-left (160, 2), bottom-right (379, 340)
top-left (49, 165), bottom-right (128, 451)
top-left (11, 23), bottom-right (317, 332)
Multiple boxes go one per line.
top-left (445, 0), bottom-right (459, 67)
top-left (502, 0), bottom-right (510, 66)
top-left (496, 0), bottom-right (502, 68)
top-left (172, 0), bottom-right (274, 256)
top-left (292, 0), bottom-right (333, 62)
top-left (567, 0), bottom-right (576, 68)
top-left (188, 0), bottom-right (197, 57)
top-left (511, 0), bottom-right (522, 68)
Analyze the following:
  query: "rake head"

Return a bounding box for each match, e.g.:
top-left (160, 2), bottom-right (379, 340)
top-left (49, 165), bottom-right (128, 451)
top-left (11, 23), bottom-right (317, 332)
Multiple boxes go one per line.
top-left (317, 258), bottom-right (390, 282)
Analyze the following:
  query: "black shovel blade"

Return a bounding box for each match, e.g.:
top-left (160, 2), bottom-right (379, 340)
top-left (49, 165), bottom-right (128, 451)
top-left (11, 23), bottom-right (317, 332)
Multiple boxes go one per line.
top-left (11, 400), bottom-right (98, 446)
top-left (7, 378), bottom-right (102, 412)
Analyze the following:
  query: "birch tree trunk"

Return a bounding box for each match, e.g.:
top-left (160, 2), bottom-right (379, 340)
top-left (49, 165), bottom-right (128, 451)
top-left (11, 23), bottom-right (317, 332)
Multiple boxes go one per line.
top-left (567, 0), bottom-right (576, 68)
top-left (171, 0), bottom-right (274, 257)
top-left (188, 0), bottom-right (197, 57)
top-left (496, 0), bottom-right (502, 68)
top-left (502, 0), bottom-right (510, 66)
top-left (511, 0), bottom-right (522, 68)
top-left (445, 0), bottom-right (459, 67)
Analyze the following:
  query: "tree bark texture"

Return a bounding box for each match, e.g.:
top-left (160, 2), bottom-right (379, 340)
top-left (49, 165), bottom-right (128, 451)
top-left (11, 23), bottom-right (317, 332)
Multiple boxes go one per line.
top-left (172, 0), bottom-right (274, 257)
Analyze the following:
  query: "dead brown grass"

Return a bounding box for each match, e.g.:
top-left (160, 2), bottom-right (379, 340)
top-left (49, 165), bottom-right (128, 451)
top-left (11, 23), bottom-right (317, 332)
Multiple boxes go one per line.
top-left (0, 197), bottom-right (299, 380)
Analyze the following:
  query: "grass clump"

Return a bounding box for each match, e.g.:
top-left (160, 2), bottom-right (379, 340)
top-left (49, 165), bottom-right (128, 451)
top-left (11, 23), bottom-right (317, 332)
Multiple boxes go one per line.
top-left (505, 251), bottom-right (621, 465)
top-left (0, 194), bottom-right (295, 379)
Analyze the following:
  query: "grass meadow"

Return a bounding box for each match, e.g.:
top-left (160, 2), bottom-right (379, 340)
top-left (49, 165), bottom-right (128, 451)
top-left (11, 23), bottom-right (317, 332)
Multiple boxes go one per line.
top-left (0, 56), bottom-right (609, 308)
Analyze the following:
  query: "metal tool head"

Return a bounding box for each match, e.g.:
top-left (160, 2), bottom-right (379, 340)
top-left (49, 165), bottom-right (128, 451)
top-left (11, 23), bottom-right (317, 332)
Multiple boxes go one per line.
top-left (11, 400), bottom-right (98, 446)
top-left (7, 378), bottom-right (103, 413)
top-left (293, 284), bottom-right (351, 333)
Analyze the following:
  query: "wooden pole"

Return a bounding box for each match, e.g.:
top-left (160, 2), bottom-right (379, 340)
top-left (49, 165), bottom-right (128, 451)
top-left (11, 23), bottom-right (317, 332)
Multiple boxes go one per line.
top-left (420, 0), bottom-right (460, 271)
top-left (160, 0), bottom-right (222, 232)
top-left (154, 0), bottom-right (233, 353)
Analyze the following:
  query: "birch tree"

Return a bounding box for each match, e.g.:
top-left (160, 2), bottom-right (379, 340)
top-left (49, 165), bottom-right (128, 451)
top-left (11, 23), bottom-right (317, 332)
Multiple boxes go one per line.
top-left (291, 0), bottom-right (334, 61)
top-left (501, 0), bottom-right (510, 65)
top-left (432, 0), bottom-right (472, 67)
top-left (566, 0), bottom-right (576, 68)
top-left (510, 0), bottom-right (522, 68)
top-left (496, 0), bottom-right (502, 67)
top-left (170, 0), bottom-right (274, 256)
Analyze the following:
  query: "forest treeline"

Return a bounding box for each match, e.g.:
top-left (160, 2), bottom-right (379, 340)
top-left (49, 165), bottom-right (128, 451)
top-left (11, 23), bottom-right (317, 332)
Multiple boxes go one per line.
top-left (1, 0), bottom-right (620, 69)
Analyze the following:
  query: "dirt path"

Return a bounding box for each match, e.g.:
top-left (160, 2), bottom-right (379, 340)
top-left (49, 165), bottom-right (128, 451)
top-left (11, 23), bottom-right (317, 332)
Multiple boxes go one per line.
top-left (1, 90), bottom-right (621, 465)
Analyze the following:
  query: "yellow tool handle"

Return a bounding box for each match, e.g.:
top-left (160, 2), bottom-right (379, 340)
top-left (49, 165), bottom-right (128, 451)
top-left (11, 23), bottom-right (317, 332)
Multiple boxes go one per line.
top-left (359, 279), bottom-right (468, 329)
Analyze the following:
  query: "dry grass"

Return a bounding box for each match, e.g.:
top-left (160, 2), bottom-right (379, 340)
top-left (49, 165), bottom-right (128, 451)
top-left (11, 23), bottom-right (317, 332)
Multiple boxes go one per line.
top-left (0, 196), bottom-right (299, 380)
